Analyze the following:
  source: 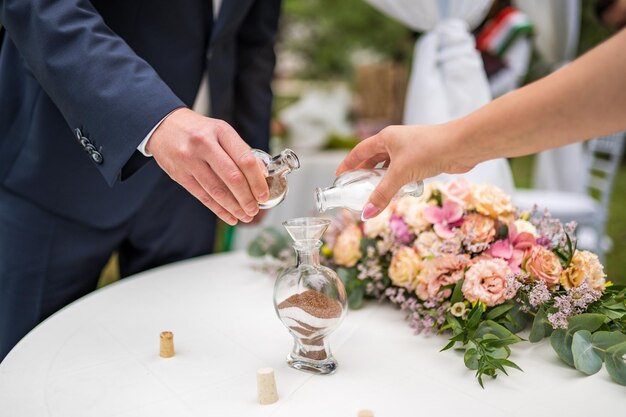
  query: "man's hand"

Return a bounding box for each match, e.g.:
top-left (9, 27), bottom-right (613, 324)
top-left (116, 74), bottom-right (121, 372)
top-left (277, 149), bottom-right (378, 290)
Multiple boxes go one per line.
top-left (147, 108), bottom-right (270, 226)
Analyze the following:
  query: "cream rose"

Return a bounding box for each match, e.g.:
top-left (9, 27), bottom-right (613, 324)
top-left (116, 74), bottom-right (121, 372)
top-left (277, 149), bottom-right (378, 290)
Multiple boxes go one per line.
top-left (363, 207), bottom-right (392, 238)
top-left (561, 250), bottom-right (606, 291)
top-left (471, 184), bottom-right (515, 221)
top-left (522, 245), bottom-right (563, 287)
top-left (461, 213), bottom-right (496, 247)
top-left (462, 259), bottom-right (513, 307)
top-left (332, 223), bottom-right (362, 267)
top-left (413, 231), bottom-right (442, 258)
top-left (514, 219), bottom-right (538, 237)
top-left (394, 196), bottom-right (431, 233)
top-left (388, 247), bottom-right (422, 289)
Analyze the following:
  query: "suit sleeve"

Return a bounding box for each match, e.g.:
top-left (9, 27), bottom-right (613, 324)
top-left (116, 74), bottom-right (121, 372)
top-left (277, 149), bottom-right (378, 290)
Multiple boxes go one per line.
top-left (232, 0), bottom-right (281, 152)
top-left (0, 0), bottom-right (185, 186)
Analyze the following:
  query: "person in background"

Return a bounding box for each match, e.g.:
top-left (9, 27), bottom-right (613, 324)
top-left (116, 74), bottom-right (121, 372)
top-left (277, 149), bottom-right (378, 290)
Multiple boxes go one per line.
top-left (337, 28), bottom-right (626, 220)
top-left (474, 0), bottom-right (534, 98)
top-left (596, 0), bottom-right (626, 31)
top-left (0, 0), bottom-right (280, 361)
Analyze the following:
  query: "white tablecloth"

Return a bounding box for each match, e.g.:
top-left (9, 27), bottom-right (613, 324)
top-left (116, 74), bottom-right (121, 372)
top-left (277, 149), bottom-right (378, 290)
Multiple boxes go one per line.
top-left (1, 252), bottom-right (624, 417)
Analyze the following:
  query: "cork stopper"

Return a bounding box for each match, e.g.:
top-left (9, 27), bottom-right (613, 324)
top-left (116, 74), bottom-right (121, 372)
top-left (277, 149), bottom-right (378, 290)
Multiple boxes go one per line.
top-left (256, 368), bottom-right (279, 405)
top-left (159, 331), bottom-right (175, 358)
top-left (358, 410), bottom-right (374, 417)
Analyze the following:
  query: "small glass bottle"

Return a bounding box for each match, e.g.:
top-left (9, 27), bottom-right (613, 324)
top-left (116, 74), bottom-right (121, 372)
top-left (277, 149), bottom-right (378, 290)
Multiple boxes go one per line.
top-left (252, 148), bottom-right (300, 209)
top-left (315, 168), bottom-right (424, 220)
top-left (274, 217), bottom-right (347, 375)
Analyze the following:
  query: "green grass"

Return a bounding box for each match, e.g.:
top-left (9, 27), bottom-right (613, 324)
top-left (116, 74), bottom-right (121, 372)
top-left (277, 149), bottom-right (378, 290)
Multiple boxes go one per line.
top-left (510, 156), bottom-right (626, 285)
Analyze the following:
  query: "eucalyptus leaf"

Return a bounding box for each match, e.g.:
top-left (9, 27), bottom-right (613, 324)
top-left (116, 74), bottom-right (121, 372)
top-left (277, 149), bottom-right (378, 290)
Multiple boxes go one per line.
top-left (504, 304), bottom-right (530, 334)
top-left (347, 285), bottom-right (365, 310)
top-left (571, 330), bottom-right (603, 375)
top-left (605, 341), bottom-right (626, 385)
top-left (591, 331), bottom-right (626, 360)
top-left (550, 329), bottom-right (574, 367)
top-left (529, 308), bottom-right (548, 343)
top-left (568, 313), bottom-right (606, 333)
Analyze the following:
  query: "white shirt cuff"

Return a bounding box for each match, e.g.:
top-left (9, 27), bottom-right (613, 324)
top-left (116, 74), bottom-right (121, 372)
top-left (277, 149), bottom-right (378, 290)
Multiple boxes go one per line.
top-left (137, 116), bottom-right (168, 157)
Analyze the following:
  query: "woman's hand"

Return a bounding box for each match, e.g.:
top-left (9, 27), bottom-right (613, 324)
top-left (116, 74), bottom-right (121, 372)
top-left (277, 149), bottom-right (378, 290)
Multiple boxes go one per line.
top-left (336, 123), bottom-right (475, 219)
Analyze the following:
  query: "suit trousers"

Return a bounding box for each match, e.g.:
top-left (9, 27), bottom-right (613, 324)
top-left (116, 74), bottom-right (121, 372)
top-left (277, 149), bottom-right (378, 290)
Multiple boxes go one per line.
top-left (0, 173), bottom-right (217, 361)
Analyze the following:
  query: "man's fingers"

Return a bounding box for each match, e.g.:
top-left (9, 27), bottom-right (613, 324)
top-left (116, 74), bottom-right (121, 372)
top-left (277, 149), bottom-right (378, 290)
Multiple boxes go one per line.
top-left (181, 176), bottom-right (238, 226)
top-left (336, 134), bottom-right (387, 175)
top-left (362, 166), bottom-right (405, 220)
top-left (193, 162), bottom-right (253, 223)
top-left (206, 144), bottom-right (259, 218)
top-left (216, 124), bottom-right (270, 203)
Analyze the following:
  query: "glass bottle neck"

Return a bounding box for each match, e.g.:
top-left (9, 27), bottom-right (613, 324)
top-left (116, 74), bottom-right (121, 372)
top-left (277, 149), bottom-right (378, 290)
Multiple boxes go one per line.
top-left (268, 149), bottom-right (300, 176)
top-left (294, 240), bottom-right (322, 266)
top-left (315, 186), bottom-right (343, 212)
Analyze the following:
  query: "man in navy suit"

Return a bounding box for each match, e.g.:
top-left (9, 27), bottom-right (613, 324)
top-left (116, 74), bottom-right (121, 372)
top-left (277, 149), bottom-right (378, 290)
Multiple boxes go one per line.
top-left (0, 0), bottom-right (281, 360)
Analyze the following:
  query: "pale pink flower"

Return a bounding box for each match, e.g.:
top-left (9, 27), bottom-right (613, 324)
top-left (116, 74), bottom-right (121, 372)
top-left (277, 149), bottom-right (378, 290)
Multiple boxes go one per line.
top-left (415, 254), bottom-right (469, 301)
top-left (462, 259), bottom-right (513, 307)
top-left (413, 231), bottom-right (442, 258)
top-left (440, 177), bottom-right (471, 206)
top-left (522, 245), bottom-right (563, 287)
top-left (424, 201), bottom-right (464, 239)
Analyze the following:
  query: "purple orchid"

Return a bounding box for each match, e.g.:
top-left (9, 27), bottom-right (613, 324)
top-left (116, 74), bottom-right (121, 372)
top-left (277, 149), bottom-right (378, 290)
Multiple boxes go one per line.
top-left (488, 223), bottom-right (536, 273)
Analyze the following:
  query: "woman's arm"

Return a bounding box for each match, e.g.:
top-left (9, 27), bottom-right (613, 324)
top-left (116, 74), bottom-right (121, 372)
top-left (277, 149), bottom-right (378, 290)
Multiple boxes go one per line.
top-left (339, 28), bottom-right (626, 220)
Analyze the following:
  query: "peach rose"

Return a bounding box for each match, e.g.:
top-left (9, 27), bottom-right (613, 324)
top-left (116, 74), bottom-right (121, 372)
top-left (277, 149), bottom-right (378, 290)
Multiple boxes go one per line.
top-left (415, 254), bottom-right (469, 301)
top-left (363, 207), bottom-right (391, 238)
top-left (461, 213), bottom-right (496, 247)
top-left (441, 177), bottom-right (471, 207)
top-left (561, 250), bottom-right (606, 291)
top-left (388, 247), bottom-right (422, 289)
top-left (470, 184), bottom-right (515, 221)
top-left (333, 223), bottom-right (362, 267)
top-left (394, 196), bottom-right (431, 233)
top-left (462, 259), bottom-right (513, 307)
top-left (522, 245), bottom-right (563, 287)
top-left (413, 231), bottom-right (442, 258)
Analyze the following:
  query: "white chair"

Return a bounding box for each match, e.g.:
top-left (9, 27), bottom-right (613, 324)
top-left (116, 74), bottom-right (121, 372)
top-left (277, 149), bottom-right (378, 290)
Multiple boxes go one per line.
top-left (513, 132), bottom-right (625, 261)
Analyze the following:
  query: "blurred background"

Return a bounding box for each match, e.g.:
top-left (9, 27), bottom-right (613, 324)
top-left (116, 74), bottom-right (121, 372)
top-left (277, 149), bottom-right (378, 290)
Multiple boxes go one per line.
top-left (102, 0), bottom-right (626, 285)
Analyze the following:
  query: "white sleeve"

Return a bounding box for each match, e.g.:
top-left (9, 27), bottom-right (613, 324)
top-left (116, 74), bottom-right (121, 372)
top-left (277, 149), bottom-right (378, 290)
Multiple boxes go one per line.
top-left (136, 115), bottom-right (169, 157)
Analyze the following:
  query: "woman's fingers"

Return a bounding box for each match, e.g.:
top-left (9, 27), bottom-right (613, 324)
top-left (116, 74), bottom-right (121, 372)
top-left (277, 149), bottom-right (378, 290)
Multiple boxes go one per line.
top-left (336, 134), bottom-right (388, 175)
top-left (362, 165), bottom-right (406, 220)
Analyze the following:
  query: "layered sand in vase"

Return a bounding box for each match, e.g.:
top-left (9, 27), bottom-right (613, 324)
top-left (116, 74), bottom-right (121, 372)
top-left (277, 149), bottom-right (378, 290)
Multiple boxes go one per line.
top-left (277, 290), bottom-right (342, 361)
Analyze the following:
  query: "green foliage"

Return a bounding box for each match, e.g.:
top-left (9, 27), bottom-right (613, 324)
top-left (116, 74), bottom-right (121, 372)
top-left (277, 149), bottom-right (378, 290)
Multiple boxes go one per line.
top-left (281, 0), bottom-right (412, 79)
top-left (247, 227), bottom-right (291, 258)
top-left (529, 307), bottom-right (553, 343)
top-left (442, 304), bottom-right (523, 388)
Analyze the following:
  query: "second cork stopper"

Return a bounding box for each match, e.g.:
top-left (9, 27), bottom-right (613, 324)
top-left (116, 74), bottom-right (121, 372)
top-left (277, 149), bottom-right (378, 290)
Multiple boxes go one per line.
top-left (159, 331), bottom-right (175, 358)
top-left (257, 367), bottom-right (279, 405)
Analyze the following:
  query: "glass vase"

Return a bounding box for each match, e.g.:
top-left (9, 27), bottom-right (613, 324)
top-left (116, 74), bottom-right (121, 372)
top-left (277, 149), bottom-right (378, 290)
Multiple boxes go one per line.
top-left (273, 217), bottom-right (347, 375)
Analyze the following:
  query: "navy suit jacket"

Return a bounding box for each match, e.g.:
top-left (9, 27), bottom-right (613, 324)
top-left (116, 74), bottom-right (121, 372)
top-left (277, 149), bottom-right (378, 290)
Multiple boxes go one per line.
top-left (0, 0), bottom-right (280, 228)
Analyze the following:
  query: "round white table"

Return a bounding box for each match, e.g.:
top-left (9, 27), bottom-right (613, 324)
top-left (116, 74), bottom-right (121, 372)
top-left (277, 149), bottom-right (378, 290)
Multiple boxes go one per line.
top-left (1, 252), bottom-right (623, 417)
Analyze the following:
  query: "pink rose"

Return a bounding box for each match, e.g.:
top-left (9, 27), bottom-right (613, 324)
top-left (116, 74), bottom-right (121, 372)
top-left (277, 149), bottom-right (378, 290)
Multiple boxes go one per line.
top-left (462, 259), bottom-right (512, 307)
top-left (416, 254), bottom-right (469, 301)
top-left (522, 245), bottom-right (563, 287)
top-left (441, 178), bottom-right (471, 206)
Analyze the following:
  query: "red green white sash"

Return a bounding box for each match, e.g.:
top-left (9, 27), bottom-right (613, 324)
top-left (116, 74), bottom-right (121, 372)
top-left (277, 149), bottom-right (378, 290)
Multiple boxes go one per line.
top-left (476, 6), bottom-right (533, 57)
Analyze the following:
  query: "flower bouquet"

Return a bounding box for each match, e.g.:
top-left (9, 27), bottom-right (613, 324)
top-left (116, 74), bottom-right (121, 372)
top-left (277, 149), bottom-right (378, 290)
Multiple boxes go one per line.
top-left (248, 178), bottom-right (626, 387)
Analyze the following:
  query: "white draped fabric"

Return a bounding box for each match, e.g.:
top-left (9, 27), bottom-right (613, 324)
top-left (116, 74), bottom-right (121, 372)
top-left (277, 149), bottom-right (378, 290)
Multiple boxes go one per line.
top-left (515, 0), bottom-right (585, 193)
top-left (365, 0), bottom-right (515, 193)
